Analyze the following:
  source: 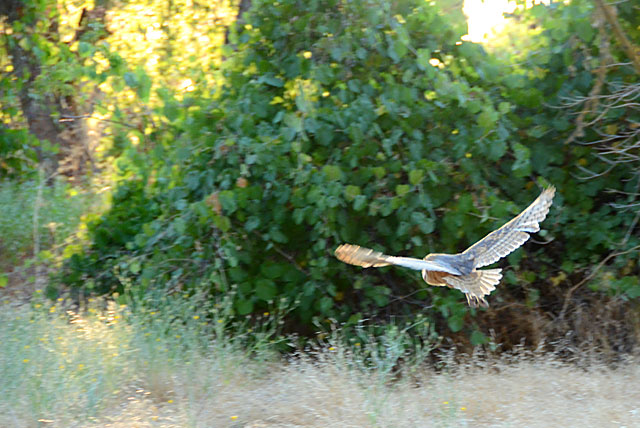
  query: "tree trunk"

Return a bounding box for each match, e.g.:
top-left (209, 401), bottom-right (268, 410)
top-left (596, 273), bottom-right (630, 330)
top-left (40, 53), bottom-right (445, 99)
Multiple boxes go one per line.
top-left (224, 0), bottom-right (253, 47)
top-left (8, 40), bottom-right (62, 177)
top-left (3, 0), bottom-right (110, 179)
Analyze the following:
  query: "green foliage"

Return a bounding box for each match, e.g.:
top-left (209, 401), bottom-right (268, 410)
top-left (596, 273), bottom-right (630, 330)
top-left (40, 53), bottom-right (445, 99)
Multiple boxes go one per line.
top-left (63, 0), bottom-right (510, 328)
top-left (61, 179), bottom-right (159, 295)
top-left (58, 0), bottom-right (639, 345)
top-left (0, 128), bottom-right (39, 178)
top-left (496, 0), bottom-right (639, 266)
top-left (0, 179), bottom-right (96, 271)
top-left (0, 0), bottom-right (116, 177)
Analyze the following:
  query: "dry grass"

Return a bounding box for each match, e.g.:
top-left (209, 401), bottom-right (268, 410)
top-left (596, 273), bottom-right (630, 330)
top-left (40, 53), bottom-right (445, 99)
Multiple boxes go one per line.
top-left (82, 353), bottom-right (640, 428)
top-left (2, 297), bottom-right (639, 428)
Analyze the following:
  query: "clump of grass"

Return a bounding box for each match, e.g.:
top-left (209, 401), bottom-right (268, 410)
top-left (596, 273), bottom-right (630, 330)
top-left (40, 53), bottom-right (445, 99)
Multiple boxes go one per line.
top-left (0, 290), bottom-right (284, 427)
top-left (0, 295), bottom-right (132, 425)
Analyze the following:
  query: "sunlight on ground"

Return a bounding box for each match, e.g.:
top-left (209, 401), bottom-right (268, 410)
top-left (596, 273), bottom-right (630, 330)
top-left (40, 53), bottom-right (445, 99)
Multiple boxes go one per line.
top-left (463, 0), bottom-right (552, 43)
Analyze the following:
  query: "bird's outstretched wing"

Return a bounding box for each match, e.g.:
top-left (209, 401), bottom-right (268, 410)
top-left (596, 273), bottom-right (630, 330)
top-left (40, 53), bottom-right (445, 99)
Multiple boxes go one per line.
top-left (462, 186), bottom-right (555, 269)
top-left (334, 244), bottom-right (462, 275)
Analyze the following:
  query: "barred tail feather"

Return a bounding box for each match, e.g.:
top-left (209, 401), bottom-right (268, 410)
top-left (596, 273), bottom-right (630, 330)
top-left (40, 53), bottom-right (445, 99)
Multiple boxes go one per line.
top-left (443, 268), bottom-right (503, 308)
top-left (478, 268), bottom-right (502, 295)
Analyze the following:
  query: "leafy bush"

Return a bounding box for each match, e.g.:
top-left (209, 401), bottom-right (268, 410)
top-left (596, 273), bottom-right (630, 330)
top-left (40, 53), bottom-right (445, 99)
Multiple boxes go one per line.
top-left (61, 179), bottom-right (159, 295)
top-left (59, 0), bottom-right (639, 346)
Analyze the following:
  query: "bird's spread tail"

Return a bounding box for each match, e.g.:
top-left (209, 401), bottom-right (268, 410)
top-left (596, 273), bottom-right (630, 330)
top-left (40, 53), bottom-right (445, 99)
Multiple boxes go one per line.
top-left (443, 268), bottom-right (503, 308)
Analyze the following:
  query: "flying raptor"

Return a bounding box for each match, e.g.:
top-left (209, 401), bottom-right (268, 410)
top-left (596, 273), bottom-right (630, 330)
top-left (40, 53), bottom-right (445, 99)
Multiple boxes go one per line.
top-left (335, 186), bottom-right (555, 308)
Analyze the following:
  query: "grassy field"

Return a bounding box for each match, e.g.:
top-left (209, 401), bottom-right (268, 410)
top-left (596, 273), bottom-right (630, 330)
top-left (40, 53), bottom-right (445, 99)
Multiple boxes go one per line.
top-left (1, 294), bottom-right (639, 428)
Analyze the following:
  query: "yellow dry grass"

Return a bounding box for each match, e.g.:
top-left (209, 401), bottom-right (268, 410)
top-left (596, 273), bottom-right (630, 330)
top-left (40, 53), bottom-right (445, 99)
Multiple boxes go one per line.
top-left (2, 298), bottom-right (639, 428)
top-left (84, 351), bottom-right (640, 428)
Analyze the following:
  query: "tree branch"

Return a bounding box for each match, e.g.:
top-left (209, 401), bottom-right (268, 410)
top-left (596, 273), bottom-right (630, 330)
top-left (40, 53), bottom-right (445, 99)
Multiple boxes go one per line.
top-left (594, 0), bottom-right (640, 74)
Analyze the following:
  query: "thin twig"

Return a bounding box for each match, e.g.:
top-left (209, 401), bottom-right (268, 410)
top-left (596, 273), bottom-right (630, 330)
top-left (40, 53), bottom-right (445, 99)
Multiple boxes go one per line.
top-left (33, 167), bottom-right (47, 292)
top-left (557, 244), bottom-right (640, 321)
top-left (271, 243), bottom-right (310, 276)
top-left (59, 114), bottom-right (140, 130)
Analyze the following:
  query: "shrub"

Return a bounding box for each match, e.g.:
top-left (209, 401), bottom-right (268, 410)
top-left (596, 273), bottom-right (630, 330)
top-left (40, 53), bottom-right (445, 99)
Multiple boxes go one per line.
top-left (59, 0), bottom-right (639, 346)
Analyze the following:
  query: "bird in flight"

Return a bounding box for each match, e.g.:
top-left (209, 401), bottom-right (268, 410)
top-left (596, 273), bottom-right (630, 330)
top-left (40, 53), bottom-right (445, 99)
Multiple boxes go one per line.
top-left (335, 186), bottom-right (555, 308)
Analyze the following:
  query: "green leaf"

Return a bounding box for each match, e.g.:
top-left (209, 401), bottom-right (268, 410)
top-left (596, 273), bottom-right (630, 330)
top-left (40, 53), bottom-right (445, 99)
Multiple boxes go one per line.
top-left (409, 169), bottom-right (424, 185)
top-left (214, 215), bottom-right (231, 232)
top-left (416, 48), bottom-right (431, 71)
top-left (293, 208), bottom-right (305, 224)
top-left (411, 212), bottom-right (435, 234)
top-left (245, 216), bottom-right (261, 232)
top-left (614, 276), bottom-right (640, 299)
top-left (78, 41), bottom-right (93, 57)
top-left (372, 167), bottom-right (386, 179)
top-left (353, 195), bottom-right (367, 211)
top-left (575, 20), bottom-right (594, 43)
top-left (477, 107), bottom-right (498, 131)
top-left (261, 263), bottom-right (285, 279)
top-left (123, 71), bottom-right (137, 88)
top-left (306, 186), bottom-right (322, 203)
top-left (322, 165), bottom-right (343, 181)
top-left (389, 39), bottom-right (408, 62)
top-left (447, 315), bottom-right (464, 332)
top-left (486, 137), bottom-right (507, 161)
top-left (284, 113), bottom-right (303, 133)
top-left (527, 125), bottom-right (547, 138)
top-left (18, 37), bottom-right (30, 51)
top-left (256, 278), bottom-right (277, 301)
top-left (330, 46), bottom-right (344, 61)
top-left (135, 66), bottom-right (152, 102)
top-left (318, 296), bottom-right (333, 314)
top-left (129, 261), bottom-right (141, 274)
top-left (344, 185), bottom-right (361, 201)
top-left (470, 330), bottom-right (488, 345)
top-left (38, 250), bottom-right (53, 261)
top-left (315, 124), bottom-right (334, 145)
top-left (626, 285), bottom-right (640, 299)
top-left (269, 227), bottom-right (288, 243)
top-left (561, 260), bottom-right (574, 273)
top-left (0, 274), bottom-right (7, 288)
top-left (498, 102), bottom-right (511, 114)
top-left (261, 75), bottom-right (284, 87)
top-left (512, 143), bottom-right (531, 178)
top-left (219, 190), bottom-right (237, 213)
top-left (236, 299), bottom-right (254, 315)
top-left (395, 184), bottom-right (410, 197)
